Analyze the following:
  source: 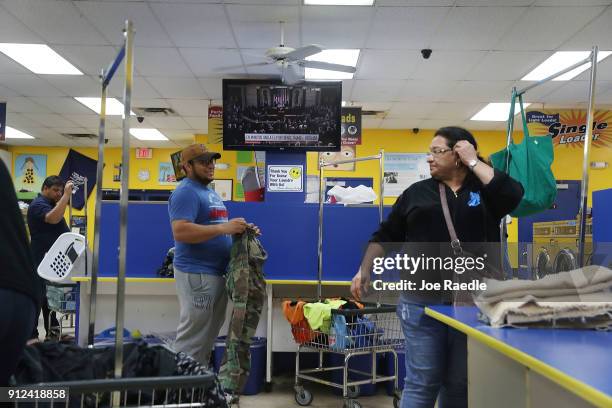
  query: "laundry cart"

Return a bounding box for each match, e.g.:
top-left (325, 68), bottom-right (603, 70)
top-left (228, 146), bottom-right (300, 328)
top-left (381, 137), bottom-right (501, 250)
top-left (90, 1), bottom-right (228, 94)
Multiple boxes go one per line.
top-left (289, 150), bottom-right (403, 408)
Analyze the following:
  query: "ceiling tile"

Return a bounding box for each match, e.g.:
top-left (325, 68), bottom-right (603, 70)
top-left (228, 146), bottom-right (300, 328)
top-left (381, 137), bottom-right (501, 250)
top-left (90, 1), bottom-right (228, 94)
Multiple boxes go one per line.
top-left (147, 77), bottom-right (207, 99)
top-left (22, 113), bottom-right (80, 128)
top-left (169, 99), bottom-right (210, 116)
top-left (513, 80), bottom-right (565, 102)
top-left (386, 102), bottom-right (438, 118)
top-left (366, 7), bottom-right (449, 49)
top-left (396, 80), bottom-right (460, 102)
top-left (5, 112), bottom-right (40, 129)
top-left (466, 51), bottom-right (553, 81)
top-left (427, 102), bottom-right (485, 121)
top-left (3, 97), bottom-right (52, 113)
top-left (3, 0), bottom-right (108, 45)
top-left (44, 75), bottom-right (101, 97)
top-left (534, 0), bottom-right (612, 5)
top-left (380, 117), bottom-right (421, 129)
top-left (61, 115), bottom-right (101, 129)
top-left (0, 74), bottom-right (64, 97)
top-left (29, 97), bottom-right (95, 115)
top-left (361, 116), bottom-right (383, 129)
top-left (131, 98), bottom-right (171, 109)
top-left (144, 116), bottom-right (191, 129)
top-left (411, 51), bottom-right (486, 80)
top-left (356, 50), bottom-right (419, 80)
top-left (226, 6), bottom-right (299, 49)
top-left (464, 120), bottom-right (507, 131)
top-left (135, 47), bottom-right (193, 77)
top-left (351, 80), bottom-right (406, 102)
top-left (561, 7), bottom-right (612, 49)
top-left (0, 53), bottom-right (31, 75)
top-left (348, 102), bottom-right (393, 111)
top-left (0, 85), bottom-right (20, 98)
top-left (107, 77), bottom-right (162, 99)
top-left (198, 78), bottom-right (223, 100)
top-left (52, 45), bottom-right (121, 77)
top-left (0, 5), bottom-right (41, 43)
top-left (376, 0), bottom-right (454, 5)
top-left (302, 6), bottom-right (375, 49)
top-left (431, 7), bottom-right (526, 51)
top-left (149, 3), bottom-right (235, 48)
top-left (74, 1), bottom-right (173, 46)
top-left (183, 116), bottom-right (209, 130)
top-left (456, 0), bottom-right (534, 5)
top-left (495, 6), bottom-right (606, 50)
top-left (180, 49), bottom-right (243, 77)
top-left (443, 81), bottom-right (515, 102)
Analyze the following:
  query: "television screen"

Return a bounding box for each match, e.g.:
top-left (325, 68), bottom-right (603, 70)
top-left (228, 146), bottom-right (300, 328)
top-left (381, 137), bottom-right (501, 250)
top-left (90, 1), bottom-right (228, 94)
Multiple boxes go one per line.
top-left (170, 150), bottom-right (186, 181)
top-left (223, 79), bottom-right (342, 152)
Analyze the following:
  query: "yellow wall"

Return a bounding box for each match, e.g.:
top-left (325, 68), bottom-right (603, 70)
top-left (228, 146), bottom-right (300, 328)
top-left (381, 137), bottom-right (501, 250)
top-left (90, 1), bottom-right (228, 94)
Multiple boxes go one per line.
top-left (9, 128), bottom-right (612, 249)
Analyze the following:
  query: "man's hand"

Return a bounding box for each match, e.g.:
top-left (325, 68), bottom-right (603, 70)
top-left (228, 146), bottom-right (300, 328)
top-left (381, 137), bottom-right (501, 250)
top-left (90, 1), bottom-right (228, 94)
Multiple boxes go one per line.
top-left (350, 268), bottom-right (370, 301)
top-left (453, 140), bottom-right (478, 166)
top-left (222, 218), bottom-right (248, 235)
top-left (248, 223), bottom-right (261, 236)
top-left (63, 181), bottom-right (74, 198)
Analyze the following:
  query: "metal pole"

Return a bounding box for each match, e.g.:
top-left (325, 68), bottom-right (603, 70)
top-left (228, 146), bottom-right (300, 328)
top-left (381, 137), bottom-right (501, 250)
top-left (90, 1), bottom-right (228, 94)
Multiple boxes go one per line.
top-left (319, 154), bottom-right (382, 167)
top-left (88, 70), bottom-right (106, 346)
top-left (578, 46), bottom-right (598, 267)
top-left (501, 88), bottom-right (517, 279)
top-left (378, 149), bottom-right (384, 223)
top-left (68, 191), bottom-right (73, 229)
top-left (317, 161), bottom-right (325, 301)
top-left (517, 55), bottom-right (592, 96)
top-left (114, 19), bottom-right (134, 382)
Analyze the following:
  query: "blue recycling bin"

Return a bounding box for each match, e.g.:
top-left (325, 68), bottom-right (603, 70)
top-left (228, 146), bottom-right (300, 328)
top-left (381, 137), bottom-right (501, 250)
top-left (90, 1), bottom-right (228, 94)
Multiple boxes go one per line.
top-left (329, 352), bottom-right (377, 397)
top-left (384, 344), bottom-right (406, 396)
top-left (213, 336), bottom-right (266, 395)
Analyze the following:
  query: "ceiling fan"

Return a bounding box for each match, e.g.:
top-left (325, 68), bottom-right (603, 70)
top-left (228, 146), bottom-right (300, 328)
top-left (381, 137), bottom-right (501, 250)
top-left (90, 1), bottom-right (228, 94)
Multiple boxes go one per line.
top-left (217, 22), bottom-right (357, 84)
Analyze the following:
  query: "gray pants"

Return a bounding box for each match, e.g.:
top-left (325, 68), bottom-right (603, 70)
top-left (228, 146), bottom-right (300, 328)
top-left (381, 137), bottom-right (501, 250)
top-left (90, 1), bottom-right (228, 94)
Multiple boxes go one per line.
top-left (174, 268), bottom-right (228, 367)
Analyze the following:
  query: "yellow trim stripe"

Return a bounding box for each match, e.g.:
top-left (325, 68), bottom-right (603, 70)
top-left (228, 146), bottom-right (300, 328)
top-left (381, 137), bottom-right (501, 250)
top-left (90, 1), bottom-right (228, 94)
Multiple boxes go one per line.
top-left (72, 277), bottom-right (351, 286)
top-left (425, 307), bottom-right (612, 408)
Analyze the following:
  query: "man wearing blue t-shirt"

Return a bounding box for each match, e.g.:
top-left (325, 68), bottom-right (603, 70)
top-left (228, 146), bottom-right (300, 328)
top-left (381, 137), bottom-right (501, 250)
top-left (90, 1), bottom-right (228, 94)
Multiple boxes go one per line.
top-left (169, 144), bottom-right (251, 367)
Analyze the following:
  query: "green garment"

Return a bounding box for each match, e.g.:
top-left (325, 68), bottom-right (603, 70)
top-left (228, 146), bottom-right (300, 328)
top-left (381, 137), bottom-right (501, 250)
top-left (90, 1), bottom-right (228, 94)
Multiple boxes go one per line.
top-left (303, 299), bottom-right (347, 334)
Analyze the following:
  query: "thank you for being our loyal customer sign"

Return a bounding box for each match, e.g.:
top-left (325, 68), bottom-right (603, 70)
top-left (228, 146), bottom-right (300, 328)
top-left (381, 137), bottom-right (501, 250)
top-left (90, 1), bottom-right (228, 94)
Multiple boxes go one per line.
top-left (0, 102), bottom-right (6, 141)
top-left (526, 109), bottom-right (611, 148)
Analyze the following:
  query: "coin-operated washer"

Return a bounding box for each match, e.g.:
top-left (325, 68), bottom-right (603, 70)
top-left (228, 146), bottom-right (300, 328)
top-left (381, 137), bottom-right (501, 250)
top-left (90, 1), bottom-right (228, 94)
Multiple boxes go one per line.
top-left (551, 218), bottom-right (593, 274)
top-left (532, 221), bottom-right (555, 279)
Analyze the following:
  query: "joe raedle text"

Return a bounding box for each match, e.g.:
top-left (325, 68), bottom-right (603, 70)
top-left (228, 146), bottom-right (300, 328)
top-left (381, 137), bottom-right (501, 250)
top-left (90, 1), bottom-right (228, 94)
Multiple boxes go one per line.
top-left (372, 279), bottom-right (487, 292)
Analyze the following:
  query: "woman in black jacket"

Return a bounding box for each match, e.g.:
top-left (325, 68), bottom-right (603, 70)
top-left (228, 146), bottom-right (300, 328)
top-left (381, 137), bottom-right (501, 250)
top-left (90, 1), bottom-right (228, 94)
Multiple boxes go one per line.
top-left (351, 127), bottom-right (524, 408)
top-left (0, 160), bottom-right (39, 385)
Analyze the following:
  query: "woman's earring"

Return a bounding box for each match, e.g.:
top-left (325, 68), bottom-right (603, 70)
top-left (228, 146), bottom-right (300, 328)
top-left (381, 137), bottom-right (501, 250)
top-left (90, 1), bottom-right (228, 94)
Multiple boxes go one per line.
top-left (455, 160), bottom-right (460, 167)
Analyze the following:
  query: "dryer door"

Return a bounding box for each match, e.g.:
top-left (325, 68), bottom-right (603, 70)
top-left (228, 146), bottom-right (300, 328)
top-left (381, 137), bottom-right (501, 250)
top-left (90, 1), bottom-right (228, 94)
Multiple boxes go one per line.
top-left (534, 248), bottom-right (551, 279)
top-left (553, 248), bottom-right (578, 273)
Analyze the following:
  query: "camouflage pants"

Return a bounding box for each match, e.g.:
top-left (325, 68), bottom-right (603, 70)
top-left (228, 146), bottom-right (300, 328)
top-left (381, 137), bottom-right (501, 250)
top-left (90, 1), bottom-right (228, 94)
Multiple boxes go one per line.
top-left (219, 230), bottom-right (267, 393)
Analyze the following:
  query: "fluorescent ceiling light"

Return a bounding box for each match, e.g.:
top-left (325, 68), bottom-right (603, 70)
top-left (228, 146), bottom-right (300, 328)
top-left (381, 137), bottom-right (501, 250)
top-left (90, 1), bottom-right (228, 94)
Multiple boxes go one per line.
top-left (305, 49), bottom-right (360, 80)
top-left (75, 97), bottom-right (135, 116)
top-left (304, 0), bottom-right (374, 5)
top-left (129, 128), bottom-right (168, 141)
top-left (0, 43), bottom-right (82, 75)
top-left (522, 51), bottom-right (612, 81)
top-left (470, 103), bottom-right (531, 122)
top-left (5, 126), bottom-right (35, 139)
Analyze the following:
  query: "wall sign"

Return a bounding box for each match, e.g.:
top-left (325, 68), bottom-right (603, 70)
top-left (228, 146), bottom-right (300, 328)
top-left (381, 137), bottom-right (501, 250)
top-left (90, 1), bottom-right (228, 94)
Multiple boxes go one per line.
top-left (136, 148), bottom-right (153, 159)
top-left (267, 165), bottom-right (303, 192)
top-left (383, 153), bottom-right (430, 197)
top-left (341, 107), bottom-right (361, 145)
top-left (526, 109), bottom-right (612, 148)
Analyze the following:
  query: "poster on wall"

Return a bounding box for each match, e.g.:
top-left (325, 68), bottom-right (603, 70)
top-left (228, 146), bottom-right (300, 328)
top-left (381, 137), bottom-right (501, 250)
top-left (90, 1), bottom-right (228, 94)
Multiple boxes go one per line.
top-left (341, 107), bottom-right (361, 145)
top-left (267, 165), bottom-right (303, 192)
top-left (383, 153), bottom-right (430, 197)
top-left (14, 154), bottom-right (47, 199)
top-left (526, 109), bottom-right (612, 148)
top-left (158, 162), bottom-right (177, 185)
top-left (59, 149), bottom-right (98, 210)
top-left (0, 102), bottom-right (6, 141)
top-left (319, 145), bottom-right (356, 171)
top-left (208, 105), bottom-right (223, 144)
top-left (210, 179), bottom-right (232, 201)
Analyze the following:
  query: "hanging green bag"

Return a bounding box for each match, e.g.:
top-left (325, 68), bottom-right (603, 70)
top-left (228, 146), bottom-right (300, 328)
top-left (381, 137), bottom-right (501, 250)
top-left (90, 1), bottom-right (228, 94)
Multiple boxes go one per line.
top-left (490, 91), bottom-right (557, 217)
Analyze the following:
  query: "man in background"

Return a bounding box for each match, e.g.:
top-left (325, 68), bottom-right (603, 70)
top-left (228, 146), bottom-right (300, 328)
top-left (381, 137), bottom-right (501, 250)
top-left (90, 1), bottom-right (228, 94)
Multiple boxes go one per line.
top-left (0, 160), bottom-right (38, 385)
top-left (27, 175), bottom-right (73, 340)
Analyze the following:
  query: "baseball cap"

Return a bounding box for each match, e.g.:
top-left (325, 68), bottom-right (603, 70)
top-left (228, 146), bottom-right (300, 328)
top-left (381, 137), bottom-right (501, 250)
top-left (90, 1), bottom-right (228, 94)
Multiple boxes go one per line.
top-left (180, 144), bottom-right (221, 166)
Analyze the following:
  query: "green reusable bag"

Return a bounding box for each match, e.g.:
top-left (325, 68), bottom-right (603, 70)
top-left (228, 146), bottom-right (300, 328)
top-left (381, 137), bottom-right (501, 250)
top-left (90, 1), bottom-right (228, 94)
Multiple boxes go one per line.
top-left (490, 91), bottom-right (557, 217)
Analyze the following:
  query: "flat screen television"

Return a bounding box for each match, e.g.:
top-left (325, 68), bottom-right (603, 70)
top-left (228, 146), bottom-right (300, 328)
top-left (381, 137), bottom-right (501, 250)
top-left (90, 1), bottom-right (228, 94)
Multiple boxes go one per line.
top-left (223, 79), bottom-right (342, 152)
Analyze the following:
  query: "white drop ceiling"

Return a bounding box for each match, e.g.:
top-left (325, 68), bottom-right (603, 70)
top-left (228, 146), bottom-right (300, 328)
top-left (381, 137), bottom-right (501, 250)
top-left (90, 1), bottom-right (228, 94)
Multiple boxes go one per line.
top-left (0, 0), bottom-right (611, 147)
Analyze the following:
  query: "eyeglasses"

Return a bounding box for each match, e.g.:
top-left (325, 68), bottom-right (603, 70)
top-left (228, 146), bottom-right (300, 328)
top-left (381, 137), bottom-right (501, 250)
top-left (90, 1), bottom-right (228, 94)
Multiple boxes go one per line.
top-left (427, 148), bottom-right (453, 157)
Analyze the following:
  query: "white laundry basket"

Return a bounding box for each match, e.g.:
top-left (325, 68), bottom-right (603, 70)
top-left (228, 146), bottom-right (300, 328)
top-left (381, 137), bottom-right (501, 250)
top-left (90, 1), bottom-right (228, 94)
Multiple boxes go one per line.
top-left (38, 232), bottom-right (87, 283)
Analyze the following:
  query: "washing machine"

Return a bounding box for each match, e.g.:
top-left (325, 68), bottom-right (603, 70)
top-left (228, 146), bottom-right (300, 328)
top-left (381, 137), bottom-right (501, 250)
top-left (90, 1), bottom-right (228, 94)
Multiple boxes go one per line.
top-left (532, 221), bottom-right (555, 279)
top-left (550, 219), bottom-right (593, 274)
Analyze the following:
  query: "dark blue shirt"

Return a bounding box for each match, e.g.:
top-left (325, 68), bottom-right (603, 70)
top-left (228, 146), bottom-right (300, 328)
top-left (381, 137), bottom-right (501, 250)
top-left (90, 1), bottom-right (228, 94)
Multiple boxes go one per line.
top-left (27, 194), bottom-right (69, 266)
top-left (168, 178), bottom-right (232, 275)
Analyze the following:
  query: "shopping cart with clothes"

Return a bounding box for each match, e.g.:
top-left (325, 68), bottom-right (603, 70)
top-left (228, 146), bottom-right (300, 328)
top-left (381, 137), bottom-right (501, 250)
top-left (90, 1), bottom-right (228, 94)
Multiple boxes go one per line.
top-left (286, 150), bottom-right (403, 408)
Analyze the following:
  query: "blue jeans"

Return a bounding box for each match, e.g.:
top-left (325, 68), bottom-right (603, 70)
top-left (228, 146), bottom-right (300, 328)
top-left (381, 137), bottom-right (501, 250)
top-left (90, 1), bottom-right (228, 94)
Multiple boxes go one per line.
top-left (397, 298), bottom-right (467, 408)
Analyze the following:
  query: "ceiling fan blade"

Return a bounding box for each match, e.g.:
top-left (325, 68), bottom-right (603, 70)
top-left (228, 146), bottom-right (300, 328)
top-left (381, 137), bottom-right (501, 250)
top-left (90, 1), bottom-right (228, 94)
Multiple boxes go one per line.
top-left (283, 45), bottom-right (323, 61)
top-left (300, 60), bottom-right (356, 73)
top-left (213, 62), bottom-right (270, 72)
